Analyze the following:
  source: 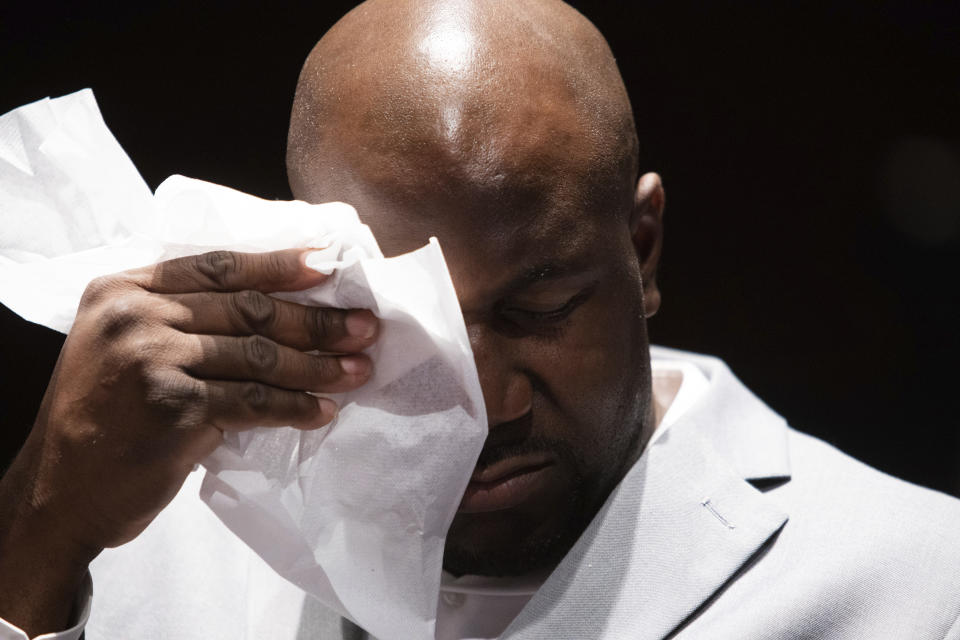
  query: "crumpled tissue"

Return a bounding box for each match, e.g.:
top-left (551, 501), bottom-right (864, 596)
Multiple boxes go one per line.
top-left (0, 89), bottom-right (487, 640)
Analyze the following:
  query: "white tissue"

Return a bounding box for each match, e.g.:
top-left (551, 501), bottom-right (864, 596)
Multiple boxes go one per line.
top-left (0, 89), bottom-right (487, 640)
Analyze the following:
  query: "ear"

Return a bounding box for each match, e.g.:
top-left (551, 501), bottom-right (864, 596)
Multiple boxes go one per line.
top-left (629, 172), bottom-right (665, 318)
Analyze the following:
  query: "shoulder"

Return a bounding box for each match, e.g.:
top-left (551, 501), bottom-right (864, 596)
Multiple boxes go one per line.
top-left (650, 345), bottom-right (960, 636)
top-left (782, 426), bottom-right (960, 539)
top-left (759, 428), bottom-right (960, 635)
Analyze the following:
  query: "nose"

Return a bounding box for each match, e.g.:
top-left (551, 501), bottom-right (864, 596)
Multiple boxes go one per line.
top-left (468, 324), bottom-right (533, 427)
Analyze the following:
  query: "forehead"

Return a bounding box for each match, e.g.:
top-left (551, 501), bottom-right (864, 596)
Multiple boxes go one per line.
top-left (296, 42), bottom-right (636, 296)
top-left (323, 70), bottom-right (620, 206)
top-left (310, 99), bottom-right (633, 302)
top-left (351, 174), bottom-right (625, 309)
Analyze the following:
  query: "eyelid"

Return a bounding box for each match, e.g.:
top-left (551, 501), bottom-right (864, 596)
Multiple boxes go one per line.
top-left (501, 286), bottom-right (594, 322)
top-left (511, 294), bottom-right (579, 312)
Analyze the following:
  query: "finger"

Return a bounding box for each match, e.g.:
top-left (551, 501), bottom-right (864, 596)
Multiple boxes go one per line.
top-left (144, 369), bottom-right (335, 433)
top-left (126, 249), bottom-right (329, 295)
top-left (182, 333), bottom-right (372, 393)
top-left (163, 290), bottom-right (378, 352)
top-left (201, 379), bottom-right (339, 431)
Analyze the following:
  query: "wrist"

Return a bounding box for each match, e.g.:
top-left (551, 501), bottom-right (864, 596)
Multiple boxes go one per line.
top-left (0, 435), bottom-right (100, 636)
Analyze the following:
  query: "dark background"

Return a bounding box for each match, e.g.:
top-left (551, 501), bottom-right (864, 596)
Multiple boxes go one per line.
top-left (1, 1), bottom-right (958, 494)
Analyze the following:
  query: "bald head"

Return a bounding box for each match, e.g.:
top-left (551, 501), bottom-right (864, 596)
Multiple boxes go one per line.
top-left (286, 0), bottom-right (639, 232)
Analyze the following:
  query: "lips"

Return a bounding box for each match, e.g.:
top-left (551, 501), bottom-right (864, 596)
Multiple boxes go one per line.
top-left (459, 453), bottom-right (556, 514)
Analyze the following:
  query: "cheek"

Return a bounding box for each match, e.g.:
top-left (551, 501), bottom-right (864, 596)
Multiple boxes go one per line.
top-left (535, 277), bottom-right (649, 454)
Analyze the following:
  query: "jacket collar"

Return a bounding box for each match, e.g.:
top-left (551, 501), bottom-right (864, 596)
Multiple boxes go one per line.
top-left (649, 345), bottom-right (792, 483)
top-left (502, 346), bottom-right (791, 640)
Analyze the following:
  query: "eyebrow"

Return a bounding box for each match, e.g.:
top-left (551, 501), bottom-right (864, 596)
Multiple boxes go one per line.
top-left (496, 260), bottom-right (600, 298)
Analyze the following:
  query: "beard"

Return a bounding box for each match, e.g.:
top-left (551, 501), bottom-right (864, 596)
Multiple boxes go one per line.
top-left (442, 493), bottom-right (593, 577)
top-left (442, 432), bottom-right (628, 578)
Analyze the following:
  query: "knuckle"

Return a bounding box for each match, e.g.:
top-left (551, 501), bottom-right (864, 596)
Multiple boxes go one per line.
top-left (310, 307), bottom-right (343, 344)
top-left (81, 276), bottom-right (110, 305)
top-left (81, 275), bottom-right (123, 308)
top-left (240, 382), bottom-right (270, 412)
top-left (263, 252), bottom-right (290, 283)
top-left (98, 295), bottom-right (148, 337)
top-left (232, 290), bottom-right (276, 332)
top-left (312, 355), bottom-right (341, 383)
top-left (123, 334), bottom-right (163, 365)
top-left (242, 334), bottom-right (279, 373)
top-left (196, 250), bottom-right (241, 288)
top-left (143, 370), bottom-right (202, 426)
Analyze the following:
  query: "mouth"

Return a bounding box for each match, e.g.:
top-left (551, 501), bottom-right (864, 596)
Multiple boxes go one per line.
top-left (458, 453), bottom-right (556, 514)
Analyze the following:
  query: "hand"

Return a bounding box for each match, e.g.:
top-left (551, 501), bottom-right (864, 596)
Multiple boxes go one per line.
top-left (0, 248), bottom-right (378, 634)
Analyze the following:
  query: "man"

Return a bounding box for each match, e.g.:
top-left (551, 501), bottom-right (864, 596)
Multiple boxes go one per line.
top-left (2, 0), bottom-right (959, 638)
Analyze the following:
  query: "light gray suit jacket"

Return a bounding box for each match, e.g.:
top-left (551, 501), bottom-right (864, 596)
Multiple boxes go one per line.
top-left (300, 346), bottom-right (960, 639)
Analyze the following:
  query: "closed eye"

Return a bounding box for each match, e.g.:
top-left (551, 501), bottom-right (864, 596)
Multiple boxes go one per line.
top-left (500, 287), bottom-right (594, 325)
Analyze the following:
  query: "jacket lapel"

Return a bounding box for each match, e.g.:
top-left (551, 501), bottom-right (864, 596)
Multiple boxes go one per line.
top-left (502, 349), bottom-right (791, 640)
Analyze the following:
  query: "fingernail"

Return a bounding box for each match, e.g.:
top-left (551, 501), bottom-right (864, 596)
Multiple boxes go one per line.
top-left (316, 397), bottom-right (339, 422)
top-left (304, 250), bottom-right (337, 275)
top-left (340, 355), bottom-right (370, 376)
top-left (345, 310), bottom-right (377, 339)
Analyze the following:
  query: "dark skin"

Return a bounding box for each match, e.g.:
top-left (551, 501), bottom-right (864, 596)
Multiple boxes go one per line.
top-left (288, 0), bottom-right (666, 576)
top-left (0, 0), bottom-right (664, 635)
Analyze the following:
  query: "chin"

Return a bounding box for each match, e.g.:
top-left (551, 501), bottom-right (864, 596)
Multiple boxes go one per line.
top-left (443, 473), bottom-right (593, 577)
top-left (441, 411), bottom-right (650, 577)
top-left (444, 513), bottom-right (580, 577)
